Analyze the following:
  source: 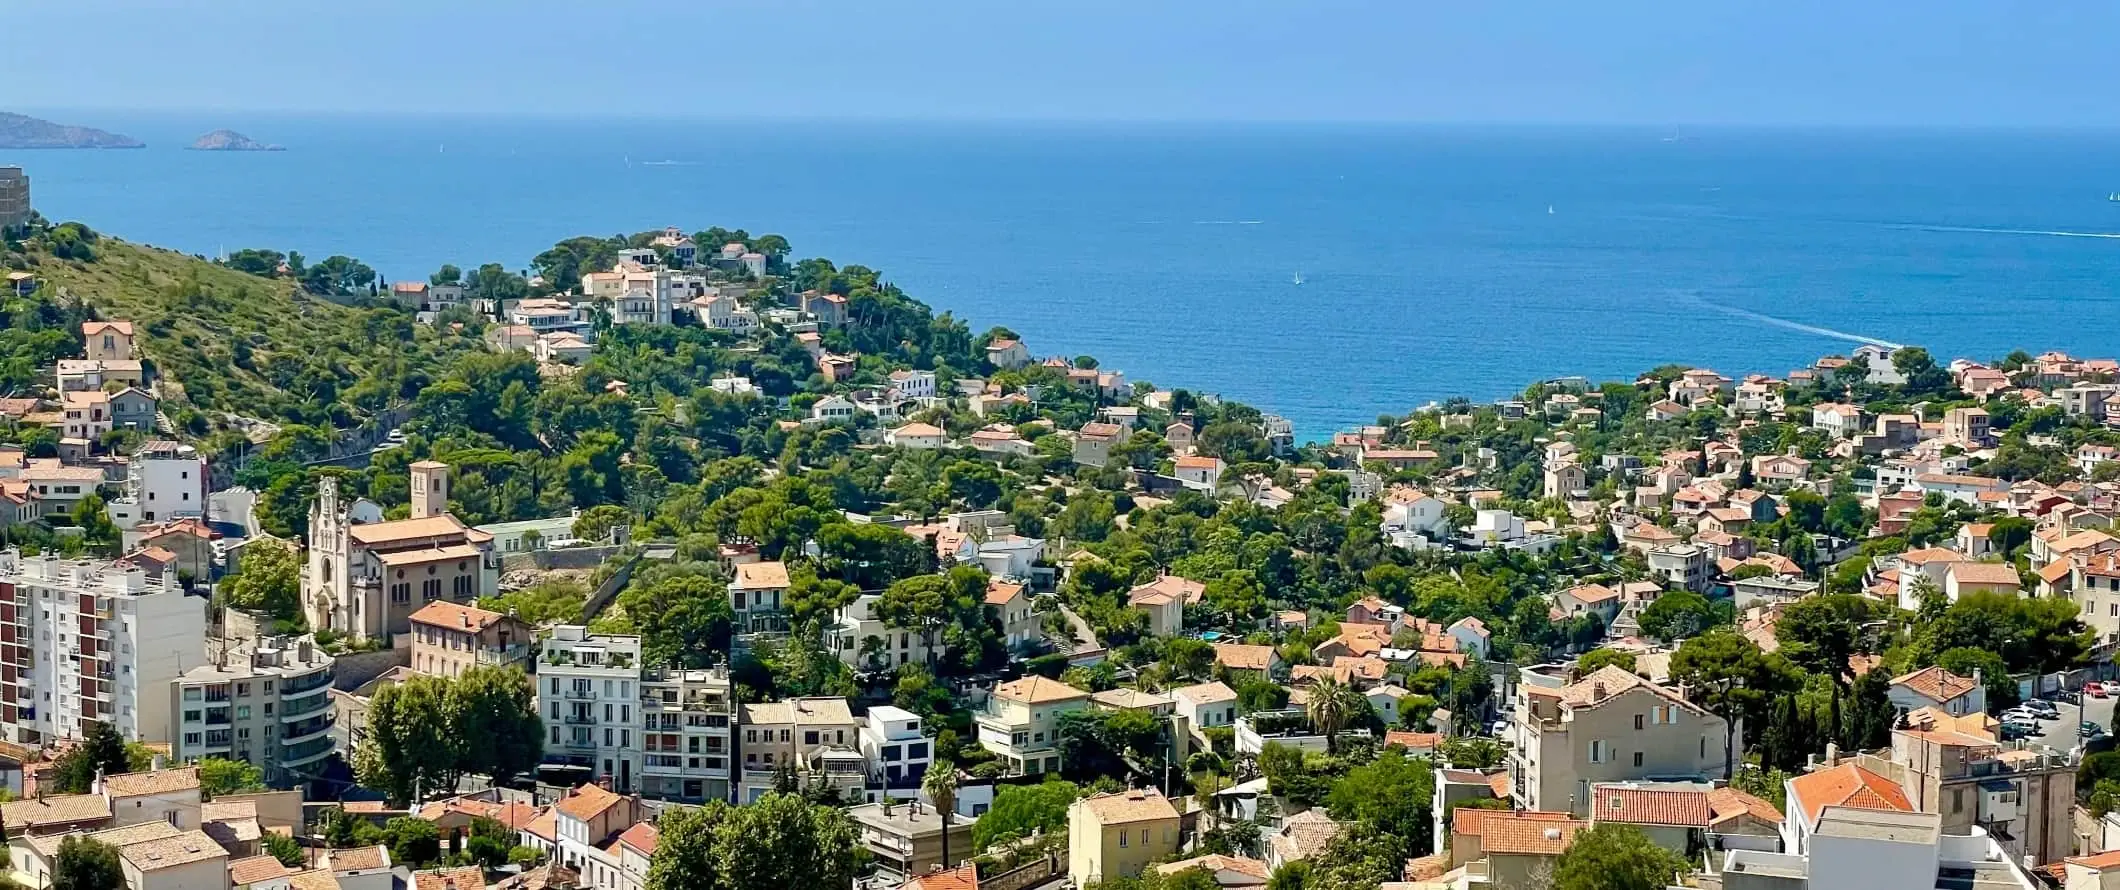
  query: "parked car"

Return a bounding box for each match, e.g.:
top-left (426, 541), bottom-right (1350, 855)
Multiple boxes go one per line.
top-left (2000, 721), bottom-right (2037, 741)
top-left (2081, 721), bottom-right (2106, 739)
top-left (2057, 689), bottom-right (2083, 705)
top-left (2087, 682), bottom-right (2109, 698)
top-left (2024, 700), bottom-right (2060, 719)
top-left (2001, 707), bottom-right (2041, 724)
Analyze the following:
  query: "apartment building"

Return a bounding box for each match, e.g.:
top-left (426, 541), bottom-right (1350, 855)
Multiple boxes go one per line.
top-left (1509, 664), bottom-right (1731, 816)
top-left (0, 551), bottom-right (206, 745)
top-left (824, 593), bottom-right (940, 671)
top-left (0, 167), bottom-right (28, 231)
top-left (977, 676), bottom-right (1090, 777)
top-left (536, 626), bottom-right (642, 792)
top-left (737, 696), bottom-right (864, 803)
top-left (105, 441), bottom-right (206, 531)
top-left (1849, 721), bottom-right (2077, 866)
top-left (858, 705), bottom-right (934, 801)
top-left (848, 798), bottom-right (973, 880)
top-left (168, 635), bottom-right (336, 785)
top-left (304, 465), bottom-right (498, 642)
top-left (1709, 765), bottom-right (2039, 890)
top-left (637, 666), bottom-right (736, 804)
top-left (407, 600), bottom-right (533, 678)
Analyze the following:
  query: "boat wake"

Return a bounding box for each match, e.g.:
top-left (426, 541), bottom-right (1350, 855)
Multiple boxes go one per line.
top-left (1192, 220), bottom-right (1264, 225)
top-left (1686, 297), bottom-right (1903, 350)
top-left (1890, 223), bottom-right (2120, 241)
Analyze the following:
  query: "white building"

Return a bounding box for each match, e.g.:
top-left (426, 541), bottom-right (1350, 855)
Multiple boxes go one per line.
top-left (859, 705), bottom-right (935, 801)
top-left (0, 550), bottom-right (206, 745)
top-left (889, 370), bottom-right (937, 400)
top-left (105, 441), bottom-right (207, 531)
top-left (535, 626), bottom-right (644, 792)
top-left (824, 594), bottom-right (940, 671)
top-left (638, 666), bottom-right (737, 804)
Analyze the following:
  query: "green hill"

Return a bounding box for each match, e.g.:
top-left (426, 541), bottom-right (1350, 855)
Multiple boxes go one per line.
top-left (8, 229), bottom-right (477, 432)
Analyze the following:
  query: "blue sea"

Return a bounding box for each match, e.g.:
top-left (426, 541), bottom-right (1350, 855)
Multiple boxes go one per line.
top-left (10, 112), bottom-right (2120, 438)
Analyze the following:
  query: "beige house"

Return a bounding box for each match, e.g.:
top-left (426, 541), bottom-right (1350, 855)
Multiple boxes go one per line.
top-left (408, 600), bottom-right (534, 678)
top-left (977, 676), bottom-right (1090, 776)
top-left (1856, 721), bottom-right (2076, 866)
top-left (1127, 575), bottom-right (1201, 638)
top-left (1509, 665), bottom-right (1731, 816)
top-left (1067, 789), bottom-right (1181, 887)
top-left (727, 560), bottom-right (791, 634)
top-left (737, 697), bottom-right (863, 803)
top-left (1460, 810), bottom-right (1585, 888)
top-left (847, 799), bottom-right (973, 879)
top-left (982, 579), bottom-right (1039, 651)
top-left (82, 320), bottom-right (137, 361)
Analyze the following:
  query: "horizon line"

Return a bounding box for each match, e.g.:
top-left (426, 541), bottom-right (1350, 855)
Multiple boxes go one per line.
top-left (15, 106), bottom-right (2120, 132)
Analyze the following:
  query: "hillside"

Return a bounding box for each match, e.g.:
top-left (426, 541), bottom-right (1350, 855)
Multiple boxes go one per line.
top-left (0, 112), bottom-right (143, 149)
top-left (17, 234), bottom-right (477, 430)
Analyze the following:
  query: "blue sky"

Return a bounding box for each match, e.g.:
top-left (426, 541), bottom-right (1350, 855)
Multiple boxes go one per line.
top-left (9, 0), bottom-right (2118, 125)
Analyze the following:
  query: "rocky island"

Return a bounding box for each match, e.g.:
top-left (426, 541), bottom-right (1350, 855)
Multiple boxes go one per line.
top-left (187, 129), bottom-right (284, 151)
top-left (0, 112), bottom-right (143, 149)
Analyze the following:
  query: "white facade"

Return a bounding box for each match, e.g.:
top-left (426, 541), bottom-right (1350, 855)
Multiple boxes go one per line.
top-left (108, 442), bottom-right (207, 529)
top-left (169, 635), bottom-right (336, 785)
top-left (859, 705), bottom-right (935, 801)
top-left (0, 550), bottom-right (206, 745)
top-left (536, 626), bottom-right (644, 792)
top-left (824, 594), bottom-right (940, 671)
top-left (638, 666), bottom-right (736, 804)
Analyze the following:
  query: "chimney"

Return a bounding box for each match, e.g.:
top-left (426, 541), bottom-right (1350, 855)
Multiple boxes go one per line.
top-left (1591, 682), bottom-right (1607, 702)
top-left (1824, 742), bottom-right (1840, 765)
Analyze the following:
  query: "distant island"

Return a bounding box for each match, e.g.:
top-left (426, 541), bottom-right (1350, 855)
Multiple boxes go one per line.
top-left (0, 112), bottom-right (144, 149)
top-left (188, 130), bottom-right (284, 152)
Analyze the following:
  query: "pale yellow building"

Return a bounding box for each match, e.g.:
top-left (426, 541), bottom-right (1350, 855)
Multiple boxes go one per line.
top-left (1067, 788), bottom-right (1181, 886)
top-left (977, 676), bottom-right (1090, 776)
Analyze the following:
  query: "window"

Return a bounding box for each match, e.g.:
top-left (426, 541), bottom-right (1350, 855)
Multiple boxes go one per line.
top-left (1633, 752), bottom-right (1644, 767)
top-left (1118, 831), bottom-right (1128, 849)
top-left (1589, 740), bottom-right (1610, 763)
top-left (1634, 714), bottom-right (1645, 730)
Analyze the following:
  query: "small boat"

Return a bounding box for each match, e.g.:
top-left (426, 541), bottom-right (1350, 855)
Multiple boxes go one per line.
top-left (1547, 205), bottom-right (1556, 215)
top-left (2109, 192), bottom-right (2120, 202)
top-left (1292, 271), bottom-right (1305, 286)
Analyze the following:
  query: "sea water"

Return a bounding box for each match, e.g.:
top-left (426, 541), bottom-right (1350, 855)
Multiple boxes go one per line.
top-left (11, 112), bottom-right (2120, 437)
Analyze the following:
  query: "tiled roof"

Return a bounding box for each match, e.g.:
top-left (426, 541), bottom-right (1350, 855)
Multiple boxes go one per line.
top-left (0, 793), bottom-right (111, 829)
top-left (230, 855), bottom-right (295, 886)
top-left (327, 846), bottom-right (391, 871)
top-left (1454, 808), bottom-right (1571, 838)
top-left (1079, 789), bottom-right (1179, 824)
top-left (983, 579), bottom-right (1025, 606)
top-left (1170, 681), bottom-right (1238, 704)
top-left (1592, 786), bottom-right (1712, 827)
top-left (1129, 575), bottom-right (1206, 606)
top-left (1556, 665), bottom-right (1703, 715)
top-left (412, 866), bottom-right (487, 890)
top-left (994, 676), bottom-right (1089, 705)
top-left (1890, 666), bottom-right (1980, 704)
top-left (408, 600), bottom-right (511, 632)
top-left (1706, 786), bottom-right (1783, 827)
top-left (347, 515), bottom-right (470, 545)
top-left (731, 560), bottom-right (791, 589)
top-left (1563, 584), bottom-right (1619, 604)
top-left (613, 821), bottom-right (658, 855)
top-left (122, 831), bottom-right (228, 871)
top-left (103, 767), bottom-right (201, 797)
top-left (900, 862), bottom-right (980, 890)
top-left (1156, 855), bottom-right (1269, 879)
top-left (1383, 730), bottom-right (1442, 751)
top-left (520, 809), bottom-right (558, 843)
top-left (1947, 561), bottom-right (2022, 586)
top-left (1479, 813), bottom-right (1586, 855)
top-left (1270, 809), bottom-right (1343, 863)
top-left (1788, 762), bottom-right (1913, 824)
top-left (1213, 643), bottom-right (1278, 671)
top-left (2067, 850), bottom-right (2120, 870)
top-left (554, 784), bottom-right (627, 822)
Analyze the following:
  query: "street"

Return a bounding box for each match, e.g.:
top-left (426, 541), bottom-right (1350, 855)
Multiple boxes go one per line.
top-left (2030, 690), bottom-right (2115, 755)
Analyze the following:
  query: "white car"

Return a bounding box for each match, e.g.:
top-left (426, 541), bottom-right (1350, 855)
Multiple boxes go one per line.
top-left (2000, 707), bottom-right (2041, 724)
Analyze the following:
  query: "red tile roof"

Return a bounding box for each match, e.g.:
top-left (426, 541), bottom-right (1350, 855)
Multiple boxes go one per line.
top-left (1788, 762), bottom-right (1913, 824)
top-left (1592, 786), bottom-right (1712, 827)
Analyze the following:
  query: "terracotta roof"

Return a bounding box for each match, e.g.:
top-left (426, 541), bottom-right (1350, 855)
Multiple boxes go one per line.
top-left (1947, 562), bottom-right (2022, 586)
top-left (1479, 813), bottom-right (1587, 855)
top-left (1383, 731), bottom-right (1442, 751)
top-left (520, 809), bottom-right (558, 843)
top-left (412, 866), bottom-right (487, 890)
top-left (900, 862), bottom-right (980, 890)
top-left (1788, 762), bottom-right (1913, 824)
top-left (983, 579), bottom-right (1025, 606)
top-left (731, 560), bottom-right (791, 589)
top-left (554, 784), bottom-right (627, 822)
top-left (1706, 786), bottom-right (1783, 827)
top-left (1079, 789), bottom-right (1179, 824)
top-left (1455, 808), bottom-right (1570, 838)
top-left (1175, 455), bottom-right (1223, 470)
top-left (347, 515), bottom-right (470, 545)
top-left (1562, 583), bottom-right (1619, 604)
top-left (1555, 665), bottom-right (1702, 714)
top-left (408, 600), bottom-right (511, 632)
top-left (1213, 643), bottom-right (1278, 671)
top-left (1129, 575), bottom-right (1206, 606)
top-left (1157, 855), bottom-right (1269, 880)
top-left (231, 855), bottom-right (295, 886)
top-left (1270, 809), bottom-right (1344, 863)
top-left (1891, 666), bottom-right (1980, 703)
top-left (2066, 850), bottom-right (2120, 870)
top-left (1593, 786), bottom-right (1712, 827)
top-left (2039, 559), bottom-right (2075, 584)
top-left (613, 821), bottom-right (658, 855)
top-left (327, 846), bottom-right (391, 871)
top-left (82, 320), bottom-right (135, 336)
top-left (377, 543), bottom-right (485, 567)
top-left (993, 676), bottom-right (1089, 705)
top-left (102, 767), bottom-right (201, 797)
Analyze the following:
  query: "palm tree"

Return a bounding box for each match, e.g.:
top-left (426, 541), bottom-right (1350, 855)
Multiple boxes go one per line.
top-left (922, 758), bottom-right (960, 869)
top-left (1306, 678), bottom-right (1357, 755)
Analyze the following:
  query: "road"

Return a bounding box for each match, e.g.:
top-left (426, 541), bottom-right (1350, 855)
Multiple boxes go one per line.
top-left (2029, 690), bottom-right (2115, 755)
top-left (208, 487), bottom-right (258, 537)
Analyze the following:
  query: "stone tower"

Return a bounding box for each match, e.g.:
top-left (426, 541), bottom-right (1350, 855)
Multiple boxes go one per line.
top-left (408, 460), bottom-right (450, 519)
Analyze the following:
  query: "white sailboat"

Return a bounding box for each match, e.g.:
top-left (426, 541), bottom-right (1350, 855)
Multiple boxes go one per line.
top-left (1547, 205), bottom-right (1555, 215)
top-left (1292, 271), bottom-right (1305, 286)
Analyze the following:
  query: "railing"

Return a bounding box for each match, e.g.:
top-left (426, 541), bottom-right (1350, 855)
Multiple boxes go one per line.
top-left (477, 645), bottom-right (531, 665)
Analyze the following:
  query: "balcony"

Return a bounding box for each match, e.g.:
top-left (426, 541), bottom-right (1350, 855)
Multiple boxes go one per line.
top-left (564, 714), bottom-right (597, 726)
top-left (564, 687), bottom-right (597, 700)
top-left (564, 738), bottom-right (600, 752)
top-left (477, 645), bottom-right (531, 665)
top-left (281, 690), bottom-right (332, 721)
top-left (281, 735), bottom-right (336, 767)
top-left (284, 715), bottom-right (335, 746)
